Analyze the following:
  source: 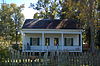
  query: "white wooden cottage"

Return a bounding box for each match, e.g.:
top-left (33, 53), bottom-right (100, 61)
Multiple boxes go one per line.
top-left (22, 19), bottom-right (83, 52)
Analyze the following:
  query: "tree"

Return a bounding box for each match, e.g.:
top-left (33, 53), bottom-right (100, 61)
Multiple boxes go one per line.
top-left (0, 3), bottom-right (24, 48)
top-left (30, 0), bottom-right (62, 19)
top-left (95, 0), bottom-right (100, 48)
top-left (0, 4), bottom-right (24, 60)
top-left (30, 0), bottom-right (85, 19)
top-left (61, 0), bottom-right (98, 52)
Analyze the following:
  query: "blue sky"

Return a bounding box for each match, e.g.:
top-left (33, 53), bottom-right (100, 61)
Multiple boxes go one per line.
top-left (0, 0), bottom-right (38, 19)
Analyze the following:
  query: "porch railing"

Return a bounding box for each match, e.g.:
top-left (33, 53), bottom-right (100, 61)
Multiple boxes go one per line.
top-left (23, 45), bottom-right (81, 52)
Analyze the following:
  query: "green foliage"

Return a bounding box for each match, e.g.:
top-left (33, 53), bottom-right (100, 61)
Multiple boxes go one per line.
top-left (30, 0), bottom-right (61, 19)
top-left (12, 44), bottom-right (19, 50)
top-left (0, 47), bottom-right (10, 61)
top-left (0, 3), bottom-right (24, 43)
top-left (0, 3), bottom-right (24, 61)
top-left (96, 30), bottom-right (100, 47)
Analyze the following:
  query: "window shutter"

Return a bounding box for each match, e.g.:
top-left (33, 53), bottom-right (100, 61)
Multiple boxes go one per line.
top-left (71, 38), bottom-right (73, 46)
top-left (64, 38), bottom-right (66, 46)
top-left (30, 37), bottom-right (32, 46)
top-left (37, 38), bottom-right (40, 46)
top-left (79, 34), bottom-right (81, 46)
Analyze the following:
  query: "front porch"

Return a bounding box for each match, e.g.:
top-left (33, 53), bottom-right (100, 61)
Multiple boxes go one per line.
top-left (22, 30), bottom-right (82, 52)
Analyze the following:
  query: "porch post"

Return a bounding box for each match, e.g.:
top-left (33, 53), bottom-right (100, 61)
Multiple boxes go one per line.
top-left (80, 33), bottom-right (82, 52)
top-left (22, 33), bottom-right (25, 52)
top-left (42, 33), bottom-right (45, 51)
top-left (61, 33), bottom-right (64, 51)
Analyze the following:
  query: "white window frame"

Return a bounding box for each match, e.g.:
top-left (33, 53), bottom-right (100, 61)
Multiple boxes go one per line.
top-left (64, 37), bottom-right (73, 46)
top-left (45, 37), bottom-right (50, 46)
top-left (53, 37), bottom-right (60, 46)
top-left (30, 37), bottom-right (40, 46)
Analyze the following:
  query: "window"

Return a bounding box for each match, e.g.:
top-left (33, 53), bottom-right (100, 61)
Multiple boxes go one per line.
top-left (45, 38), bottom-right (50, 46)
top-left (30, 38), bottom-right (40, 46)
top-left (79, 34), bottom-right (81, 46)
top-left (54, 38), bottom-right (59, 46)
top-left (64, 38), bottom-right (73, 46)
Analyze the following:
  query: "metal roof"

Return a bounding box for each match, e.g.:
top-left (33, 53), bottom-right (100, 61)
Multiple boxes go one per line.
top-left (22, 19), bottom-right (81, 29)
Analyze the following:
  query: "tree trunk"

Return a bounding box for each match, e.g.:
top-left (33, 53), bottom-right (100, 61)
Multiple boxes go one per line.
top-left (89, 0), bottom-right (95, 53)
top-left (90, 25), bottom-right (95, 52)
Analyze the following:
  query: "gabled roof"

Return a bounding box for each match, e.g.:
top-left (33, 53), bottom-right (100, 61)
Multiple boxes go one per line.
top-left (22, 19), bottom-right (81, 29)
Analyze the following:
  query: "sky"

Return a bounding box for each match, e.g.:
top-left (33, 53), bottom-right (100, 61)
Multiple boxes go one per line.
top-left (0, 0), bottom-right (38, 19)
